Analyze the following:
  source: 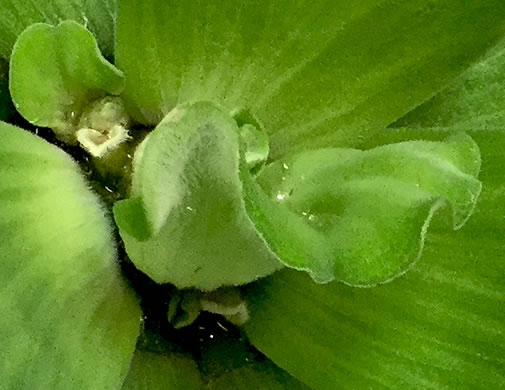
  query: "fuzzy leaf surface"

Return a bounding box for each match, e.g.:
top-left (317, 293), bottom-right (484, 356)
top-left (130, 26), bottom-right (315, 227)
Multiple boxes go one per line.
top-left (0, 122), bottom-right (141, 389)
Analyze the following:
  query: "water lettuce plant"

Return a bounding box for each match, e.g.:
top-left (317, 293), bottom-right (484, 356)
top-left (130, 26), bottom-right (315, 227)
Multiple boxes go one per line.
top-left (0, 0), bottom-right (504, 388)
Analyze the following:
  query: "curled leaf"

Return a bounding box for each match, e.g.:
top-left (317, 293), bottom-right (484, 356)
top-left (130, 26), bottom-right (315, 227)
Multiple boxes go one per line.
top-left (248, 133), bottom-right (481, 286)
top-left (116, 100), bottom-right (481, 289)
top-left (114, 102), bottom-right (282, 290)
top-left (244, 131), bottom-right (505, 390)
top-left (9, 20), bottom-right (124, 141)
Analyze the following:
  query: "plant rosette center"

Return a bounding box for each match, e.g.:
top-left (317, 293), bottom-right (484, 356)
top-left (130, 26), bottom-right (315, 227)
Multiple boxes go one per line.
top-left (7, 17), bottom-right (482, 334)
top-left (2, 2), bottom-right (503, 388)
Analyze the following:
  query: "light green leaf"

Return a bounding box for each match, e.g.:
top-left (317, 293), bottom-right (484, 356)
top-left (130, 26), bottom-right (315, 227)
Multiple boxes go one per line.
top-left (9, 20), bottom-right (124, 141)
top-left (114, 102), bottom-right (282, 290)
top-left (0, 0), bottom-right (117, 58)
top-left (116, 0), bottom-right (505, 157)
top-left (0, 121), bottom-right (141, 389)
top-left (244, 129), bottom-right (505, 389)
top-left (394, 40), bottom-right (505, 130)
top-left (116, 101), bottom-right (480, 288)
top-left (247, 133), bottom-right (481, 285)
top-left (240, 123), bottom-right (269, 170)
top-left (233, 108), bottom-right (270, 171)
top-left (122, 349), bottom-right (201, 390)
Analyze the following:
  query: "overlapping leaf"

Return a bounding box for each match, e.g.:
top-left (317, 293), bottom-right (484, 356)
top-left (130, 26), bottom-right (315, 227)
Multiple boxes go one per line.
top-left (244, 130), bottom-right (505, 389)
top-left (85, 0), bottom-right (117, 58)
top-left (115, 101), bottom-right (481, 289)
top-left (394, 40), bottom-right (505, 130)
top-left (0, 60), bottom-right (10, 121)
top-left (9, 20), bottom-right (124, 141)
top-left (116, 0), bottom-right (505, 157)
top-left (0, 121), bottom-right (141, 389)
top-left (0, 0), bottom-right (116, 58)
top-left (204, 364), bottom-right (310, 390)
top-left (198, 324), bottom-right (310, 389)
top-left (114, 102), bottom-right (282, 290)
top-left (246, 133), bottom-right (481, 285)
top-left (122, 350), bottom-right (201, 390)
top-left (0, 2), bottom-right (503, 390)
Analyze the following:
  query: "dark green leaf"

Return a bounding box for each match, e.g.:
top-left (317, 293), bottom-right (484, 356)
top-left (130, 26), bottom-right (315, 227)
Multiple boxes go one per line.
top-left (199, 326), bottom-right (309, 389)
top-left (0, 121), bottom-right (141, 389)
top-left (122, 349), bottom-right (201, 390)
top-left (85, 0), bottom-right (117, 58)
top-left (204, 364), bottom-right (309, 390)
top-left (0, 60), bottom-right (12, 121)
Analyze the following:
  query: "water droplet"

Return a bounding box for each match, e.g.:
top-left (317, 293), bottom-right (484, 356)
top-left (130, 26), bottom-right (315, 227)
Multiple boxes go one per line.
top-left (186, 206), bottom-right (194, 211)
top-left (276, 193), bottom-right (286, 201)
top-left (283, 163), bottom-right (289, 170)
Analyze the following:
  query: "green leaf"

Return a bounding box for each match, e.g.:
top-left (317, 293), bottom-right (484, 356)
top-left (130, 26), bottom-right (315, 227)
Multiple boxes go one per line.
top-left (116, 101), bottom-right (480, 288)
top-left (0, 121), bottom-right (141, 389)
top-left (204, 364), bottom-right (310, 390)
top-left (122, 349), bottom-right (201, 390)
top-left (232, 108), bottom-right (270, 171)
top-left (204, 366), bottom-right (286, 390)
top-left (240, 123), bottom-right (270, 170)
top-left (0, 80), bottom-right (9, 121)
top-left (244, 129), bottom-right (505, 389)
top-left (114, 102), bottom-right (282, 290)
top-left (393, 40), bottom-right (505, 130)
top-left (0, 60), bottom-right (12, 121)
top-left (198, 324), bottom-right (310, 389)
top-left (9, 20), bottom-right (124, 141)
top-left (85, 0), bottom-right (117, 59)
top-left (116, 0), bottom-right (505, 157)
top-left (0, 0), bottom-right (117, 58)
top-left (246, 133), bottom-right (481, 285)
